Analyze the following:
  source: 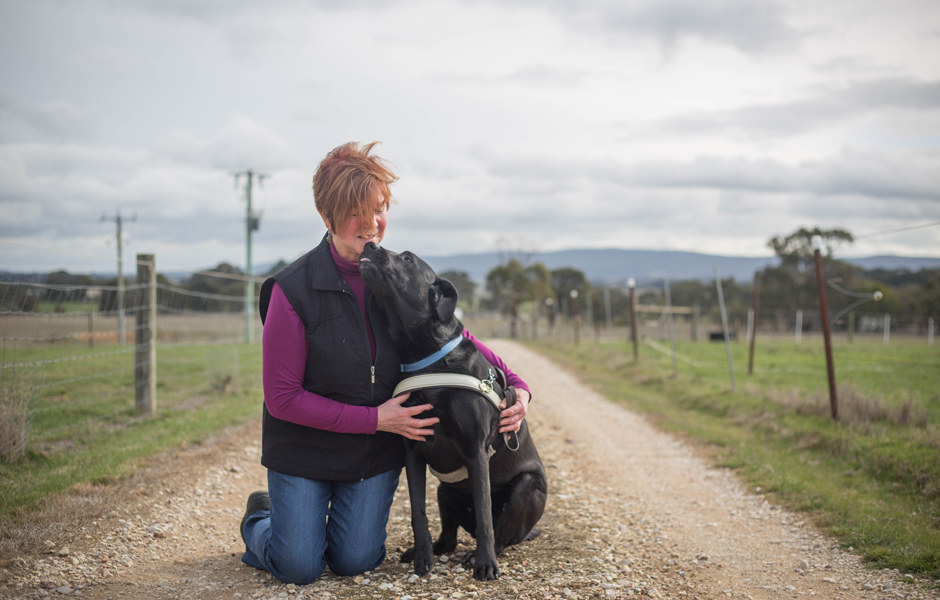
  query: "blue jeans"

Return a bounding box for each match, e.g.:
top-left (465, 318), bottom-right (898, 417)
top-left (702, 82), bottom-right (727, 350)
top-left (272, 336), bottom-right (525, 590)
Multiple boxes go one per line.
top-left (241, 468), bottom-right (401, 584)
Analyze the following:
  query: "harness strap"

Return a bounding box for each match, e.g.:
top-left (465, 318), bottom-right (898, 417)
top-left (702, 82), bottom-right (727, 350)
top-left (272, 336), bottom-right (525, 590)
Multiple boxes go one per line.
top-left (393, 372), bottom-right (503, 409)
top-left (393, 372), bottom-right (522, 453)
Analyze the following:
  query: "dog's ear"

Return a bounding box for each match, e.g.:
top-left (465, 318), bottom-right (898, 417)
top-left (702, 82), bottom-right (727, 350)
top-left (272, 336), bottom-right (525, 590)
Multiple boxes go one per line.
top-left (429, 277), bottom-right (459, 322)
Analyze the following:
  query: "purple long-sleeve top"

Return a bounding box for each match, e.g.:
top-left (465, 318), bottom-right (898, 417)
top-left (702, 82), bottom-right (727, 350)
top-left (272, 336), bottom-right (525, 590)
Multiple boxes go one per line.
top-left (262, 244), bottom-right (531, 435)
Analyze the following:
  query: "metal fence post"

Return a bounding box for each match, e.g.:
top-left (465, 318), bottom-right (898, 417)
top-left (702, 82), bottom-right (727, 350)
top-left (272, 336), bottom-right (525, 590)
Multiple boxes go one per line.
top-left (883, 314), bottom-right (891, 345)
top-left (628, 278), bottom-right (638, 361)
top-left (135, 254), bottom-right (157, 415)
top-left (715, 267), bottom-right (736, 392)
top-left (795, 310), bottom-right (803, 344)
top-left (664, 276), bottom-right (678, 377)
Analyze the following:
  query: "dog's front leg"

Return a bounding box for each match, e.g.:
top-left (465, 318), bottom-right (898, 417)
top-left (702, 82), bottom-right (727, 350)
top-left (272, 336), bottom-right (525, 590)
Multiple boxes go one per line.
top-left (466, 448), bottom-right (499, 581)
top-left (404, 449), bottom-right (435, 576)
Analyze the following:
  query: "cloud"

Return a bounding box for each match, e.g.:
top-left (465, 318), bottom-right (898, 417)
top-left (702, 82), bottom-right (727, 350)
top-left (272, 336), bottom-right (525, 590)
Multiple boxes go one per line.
top-left (111, 0), bottom-right (404, 21)
top-left (439, 64), bottom-right (590, 89)
top-left (478, 146), bottom-right (940, 202)
top-left (651, 77), bottom-right (940, 138)
top-left (0, 116), bottom-right (300, 245)
top-left (155, 116), bottom-right (300, 171)
top-left (0, 88), bottom-right (100, 141)
top-left (509, 0), bottom-right (802, 54)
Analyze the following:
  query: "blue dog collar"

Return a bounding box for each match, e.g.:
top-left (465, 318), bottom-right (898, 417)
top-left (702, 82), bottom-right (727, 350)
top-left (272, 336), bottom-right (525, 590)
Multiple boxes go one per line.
top-left (401, 335), bottom-right (464, 373)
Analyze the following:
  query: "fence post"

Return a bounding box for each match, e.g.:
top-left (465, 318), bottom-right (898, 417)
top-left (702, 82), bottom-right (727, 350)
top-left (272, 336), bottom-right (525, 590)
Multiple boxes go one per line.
top-left (87, 313), bottom-right (94, 348)
top-left (848, 311), bottom-right (855, 343)
top-left (604, 287), bottom-right (613, 343)
top-left (135, 253), bottom-right (157, 415)
top-left (714, 268), bottom-right (736, 392)
top-left (628, 278), bottom-right (638, 362)
top-left (883, 314), bottom-right (891, 345)
top-left (586, 289), bottom-right (594, 345)
top-left (812, 238), bottom-right (838, 421)
top-left (570, 290), bottom-right (579, 345)
top-left (747, 272), bottom-right (761, 375)
top-left (929, 317), bottom-right (935, 345)
top-left (795, 310), bottom-right (803, 344)
top-left (664, 276), bottom-right (678, 377)
top-left (692, 306), bottom-right (699, 342)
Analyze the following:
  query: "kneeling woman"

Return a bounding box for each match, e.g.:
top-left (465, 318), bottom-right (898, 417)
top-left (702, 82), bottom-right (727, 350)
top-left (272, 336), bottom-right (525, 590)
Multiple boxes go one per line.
top-left (239, 141), bottom-right (532, 584)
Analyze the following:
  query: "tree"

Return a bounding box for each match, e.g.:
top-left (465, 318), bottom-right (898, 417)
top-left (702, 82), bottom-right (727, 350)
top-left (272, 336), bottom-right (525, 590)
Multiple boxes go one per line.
top-left (485, 260), bottom-right (556, 338)
top-left (760, 227), bottom-right (870, 319)
top-left (767, 227), bottom-right (854, 268)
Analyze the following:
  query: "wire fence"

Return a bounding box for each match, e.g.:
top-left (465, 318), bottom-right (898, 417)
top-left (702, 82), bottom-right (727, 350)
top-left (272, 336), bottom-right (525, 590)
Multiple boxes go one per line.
top-left (0, 272), bottom-right (260, 461)
top-left (475, 306), bottom-right (935, 346)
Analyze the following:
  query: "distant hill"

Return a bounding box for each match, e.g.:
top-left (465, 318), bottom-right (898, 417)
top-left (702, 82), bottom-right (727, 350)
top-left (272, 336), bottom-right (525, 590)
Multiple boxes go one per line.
top-left (6, 252), bottom-right (938, 287)
top-left (420, 249), bottom-right (940, 286)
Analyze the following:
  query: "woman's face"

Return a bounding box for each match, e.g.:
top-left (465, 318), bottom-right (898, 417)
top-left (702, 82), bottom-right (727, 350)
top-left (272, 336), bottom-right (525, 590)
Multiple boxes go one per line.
top-left (323, 189), bottom-right (388, 263)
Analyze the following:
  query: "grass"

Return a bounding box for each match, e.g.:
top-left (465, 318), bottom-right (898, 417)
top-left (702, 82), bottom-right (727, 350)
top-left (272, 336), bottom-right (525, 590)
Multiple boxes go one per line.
top-left (527, 336), bottom-right (940, 580)
top-left (0, 343), bottom-right (263, 520)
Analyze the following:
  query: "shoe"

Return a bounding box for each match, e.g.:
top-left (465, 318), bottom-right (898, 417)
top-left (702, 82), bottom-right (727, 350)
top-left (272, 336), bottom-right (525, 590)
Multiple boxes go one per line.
top-left (240, 490), bottom-right (270, 544)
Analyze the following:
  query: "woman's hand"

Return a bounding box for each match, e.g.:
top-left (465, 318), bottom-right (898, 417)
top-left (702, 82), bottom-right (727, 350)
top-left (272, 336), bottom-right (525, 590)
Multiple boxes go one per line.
top-left (376, 392), bottom-right (440, 441)
top-left (499, 388), bottom-right (530, 434)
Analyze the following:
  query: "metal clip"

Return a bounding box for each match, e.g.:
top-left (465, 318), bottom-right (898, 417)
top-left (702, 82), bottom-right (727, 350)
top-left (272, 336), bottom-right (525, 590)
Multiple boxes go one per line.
top-left (479, 368), bottom-right (496, 393)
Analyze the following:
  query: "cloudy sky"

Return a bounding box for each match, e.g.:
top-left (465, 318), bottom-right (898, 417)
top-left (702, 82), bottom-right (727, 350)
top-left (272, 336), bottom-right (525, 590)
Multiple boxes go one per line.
top-left (1, 0), bottom-right (938, 275)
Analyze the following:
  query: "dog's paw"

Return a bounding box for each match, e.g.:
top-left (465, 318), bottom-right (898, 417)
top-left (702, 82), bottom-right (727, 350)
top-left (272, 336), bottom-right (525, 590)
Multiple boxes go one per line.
top-left (473, 561), bottom-right (499, 582)
top-left (400, 546), bottom-right (415, 563)
top-left (413, 549), bottom-right (434, 576)
top-left (460, 550), bottom-right (476, 567)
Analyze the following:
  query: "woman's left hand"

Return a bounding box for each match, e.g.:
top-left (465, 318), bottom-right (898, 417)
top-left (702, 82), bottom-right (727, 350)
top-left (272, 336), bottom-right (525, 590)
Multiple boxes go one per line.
top-left (499, 388), bottom-right (530, 434)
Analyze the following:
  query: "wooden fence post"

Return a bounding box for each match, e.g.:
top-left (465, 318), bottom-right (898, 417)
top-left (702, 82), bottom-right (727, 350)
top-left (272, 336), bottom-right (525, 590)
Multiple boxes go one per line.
top-left (812, 240), bottom-right (838, 421)
top-left (747, 272), bottom-right (760, 375)
top-left (135, 254), bottom-right (156, 415)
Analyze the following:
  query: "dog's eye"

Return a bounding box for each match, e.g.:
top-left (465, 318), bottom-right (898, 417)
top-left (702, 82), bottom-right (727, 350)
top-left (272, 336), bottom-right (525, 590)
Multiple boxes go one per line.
top-left (403, 256), bottom-right (413, 263)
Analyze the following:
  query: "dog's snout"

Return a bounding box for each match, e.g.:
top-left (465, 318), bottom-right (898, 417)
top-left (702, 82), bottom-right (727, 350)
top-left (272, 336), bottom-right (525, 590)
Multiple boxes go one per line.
top-left (364, 242), bottom-right (378, 251)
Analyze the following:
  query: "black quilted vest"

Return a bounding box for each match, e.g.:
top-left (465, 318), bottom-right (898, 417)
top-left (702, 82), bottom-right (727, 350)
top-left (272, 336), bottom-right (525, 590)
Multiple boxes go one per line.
top-left (258, 234), bottom-right (404, 481)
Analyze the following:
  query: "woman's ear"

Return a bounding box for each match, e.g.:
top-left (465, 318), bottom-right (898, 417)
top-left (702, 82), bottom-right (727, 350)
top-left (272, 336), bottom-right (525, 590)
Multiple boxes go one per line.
top-left (318, 211), bottom-right (333, 235)
top-left (429, 278), bottom-right (459, 322)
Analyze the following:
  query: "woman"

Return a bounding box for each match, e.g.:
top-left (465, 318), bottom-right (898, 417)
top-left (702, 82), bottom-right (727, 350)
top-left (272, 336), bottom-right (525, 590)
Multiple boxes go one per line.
top-left (240, 142), bottom-right (531, 584)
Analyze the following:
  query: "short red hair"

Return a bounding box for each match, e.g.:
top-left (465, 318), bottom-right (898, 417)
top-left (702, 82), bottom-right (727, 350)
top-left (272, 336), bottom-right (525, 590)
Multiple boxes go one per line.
top-left (312, 141), bottom-right (398, 234)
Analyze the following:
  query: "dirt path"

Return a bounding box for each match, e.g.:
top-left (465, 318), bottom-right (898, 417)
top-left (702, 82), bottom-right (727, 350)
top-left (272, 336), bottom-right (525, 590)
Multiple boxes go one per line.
top-left (2, 341), bottom-right (936, 600)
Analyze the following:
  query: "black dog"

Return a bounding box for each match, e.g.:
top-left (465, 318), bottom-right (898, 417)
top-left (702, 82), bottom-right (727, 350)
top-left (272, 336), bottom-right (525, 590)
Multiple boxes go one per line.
top-left (359, 242), bottom-right (547, 582)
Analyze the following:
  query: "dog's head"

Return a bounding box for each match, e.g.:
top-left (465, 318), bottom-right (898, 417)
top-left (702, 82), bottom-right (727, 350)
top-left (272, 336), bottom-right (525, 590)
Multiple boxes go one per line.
top-left (359, 242), bottom-right (459, 341)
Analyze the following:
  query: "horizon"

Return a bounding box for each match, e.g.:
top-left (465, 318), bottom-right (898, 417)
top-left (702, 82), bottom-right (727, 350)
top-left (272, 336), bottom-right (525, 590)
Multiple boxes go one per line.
top-left (4, 245), bottom-right (938, 280)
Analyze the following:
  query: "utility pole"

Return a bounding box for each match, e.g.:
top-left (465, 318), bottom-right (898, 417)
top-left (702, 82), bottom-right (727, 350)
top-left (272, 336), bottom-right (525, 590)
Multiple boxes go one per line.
top-left (101, 210), bottom-right (136, 346)
top-left (233, 171), bottom-right (267, 343)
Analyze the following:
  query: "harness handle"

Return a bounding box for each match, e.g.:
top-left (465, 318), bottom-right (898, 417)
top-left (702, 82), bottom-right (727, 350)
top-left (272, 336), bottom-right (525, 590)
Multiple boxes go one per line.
top-left (502, 386), bottom-right (521, 452)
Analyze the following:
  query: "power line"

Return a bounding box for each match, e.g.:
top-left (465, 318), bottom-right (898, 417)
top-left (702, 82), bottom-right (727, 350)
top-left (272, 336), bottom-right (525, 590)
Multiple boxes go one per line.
top-left (0, 238), bottom-right (114, 261)
top-left (855, 220), bottom-right (940, 239)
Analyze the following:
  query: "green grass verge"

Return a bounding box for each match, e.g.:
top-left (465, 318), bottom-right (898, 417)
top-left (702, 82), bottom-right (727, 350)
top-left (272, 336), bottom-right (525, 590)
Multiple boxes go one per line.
top-left (526, 337), bottom-right (940, 579)
top-left (0, 344), bottom-right (263, 520)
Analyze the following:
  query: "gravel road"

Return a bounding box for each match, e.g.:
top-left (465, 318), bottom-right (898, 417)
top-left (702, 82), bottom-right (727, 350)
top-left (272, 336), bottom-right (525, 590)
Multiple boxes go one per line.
top-left (1, 340), bottom-right (936, 600)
